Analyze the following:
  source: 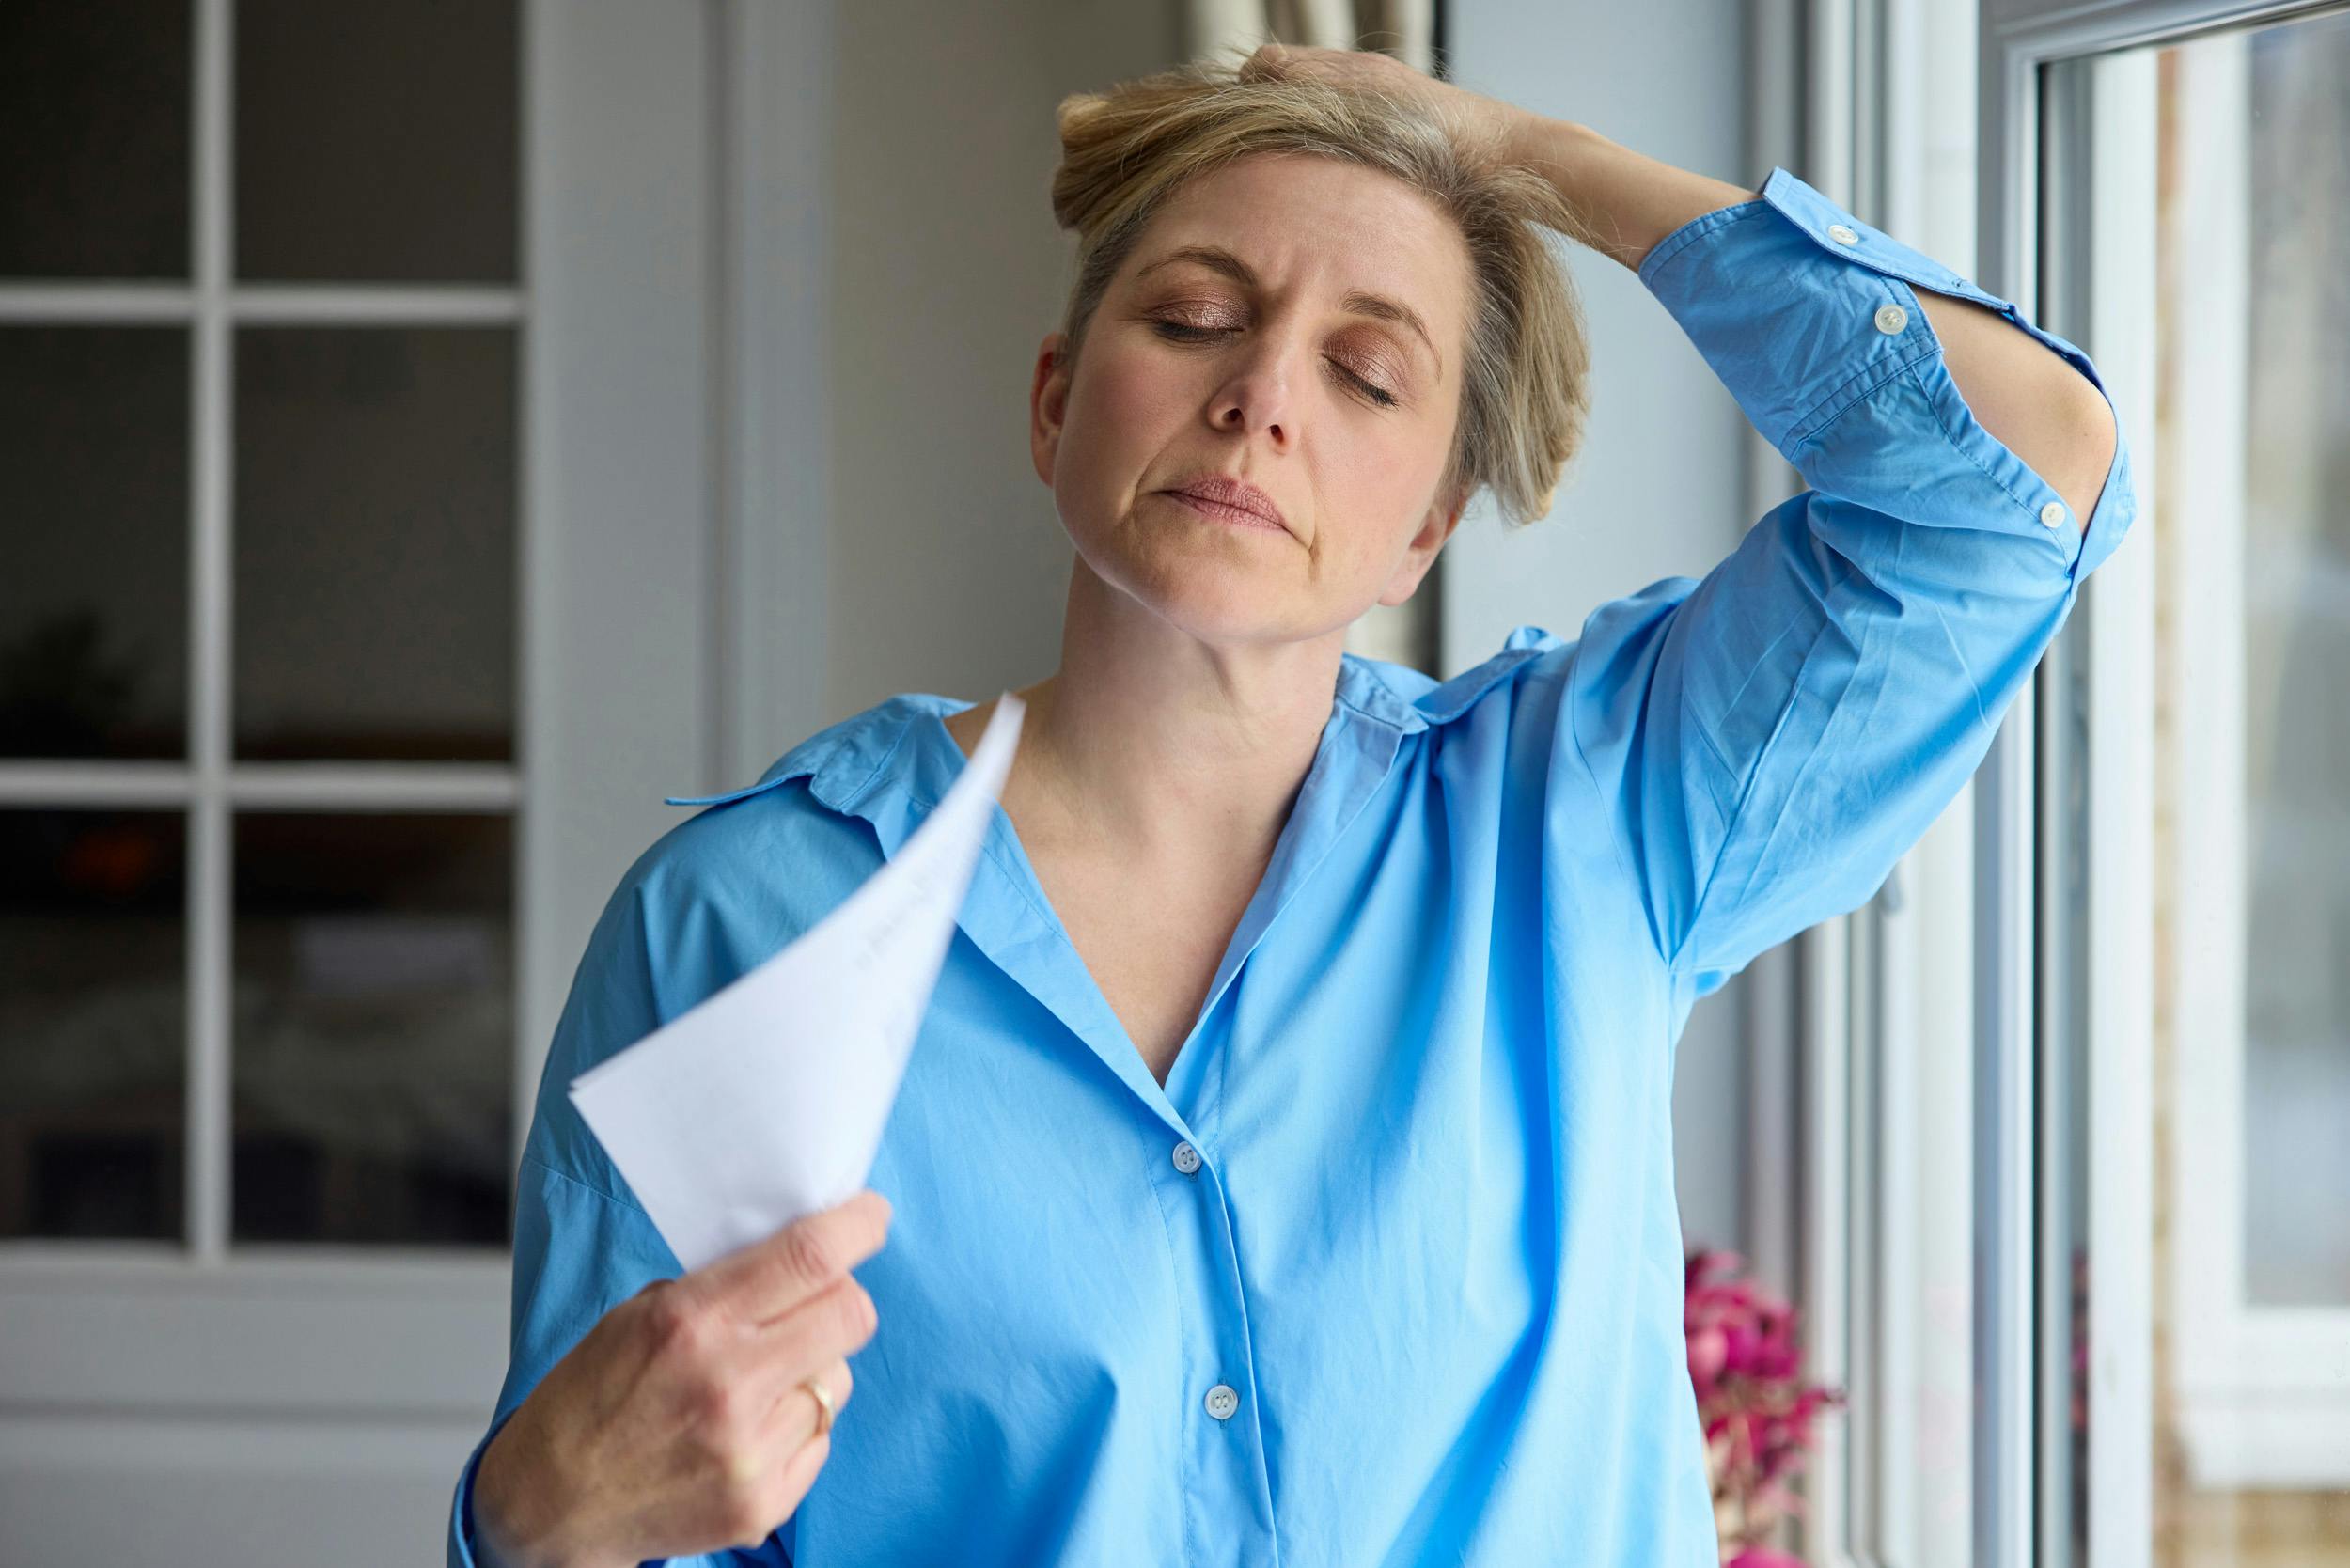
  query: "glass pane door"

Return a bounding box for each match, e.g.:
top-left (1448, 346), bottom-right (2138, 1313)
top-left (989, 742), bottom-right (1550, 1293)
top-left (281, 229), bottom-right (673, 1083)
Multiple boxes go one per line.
top-left (2045, 9), bottom-right (2350, 1563)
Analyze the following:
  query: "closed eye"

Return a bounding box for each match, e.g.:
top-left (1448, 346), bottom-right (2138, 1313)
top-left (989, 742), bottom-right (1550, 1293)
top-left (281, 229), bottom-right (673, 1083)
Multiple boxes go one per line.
top-left (1150, 321), bottom-right (1400, 409)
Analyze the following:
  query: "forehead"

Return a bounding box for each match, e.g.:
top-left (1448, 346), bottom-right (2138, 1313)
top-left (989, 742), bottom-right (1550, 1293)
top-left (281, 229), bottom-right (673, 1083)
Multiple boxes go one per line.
top-left (1123, 153), bottom-right (1471, 317)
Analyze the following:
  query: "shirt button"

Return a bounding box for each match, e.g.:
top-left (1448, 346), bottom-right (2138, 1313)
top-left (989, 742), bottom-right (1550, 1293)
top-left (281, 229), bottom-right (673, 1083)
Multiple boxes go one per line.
top-left (2039, 500), bottom-right (2066, 528)
top-left (1827, 223), bottom-right (1859, 245)
top-left (1872, 303), bottom-right (1908, 335)
top-left (1205, 1384), bottom-right (1239, 1420)
top-left (1171, 1140), bottom-right (1201, 1175)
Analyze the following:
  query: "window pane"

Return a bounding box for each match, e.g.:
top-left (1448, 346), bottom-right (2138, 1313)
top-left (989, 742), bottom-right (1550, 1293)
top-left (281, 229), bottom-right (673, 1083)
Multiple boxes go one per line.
top-left (233, 0), bottom-right (517, 283)
top-left (0, 810), bottom-right (186, 1241)
top-left (2055, 13), bottom-right (2350, 1564)
top-left (2240, 12), bottom-right (2350, 1311)
top-left (230, 811), bottom-right (511, 1246)
top-left (0, 0), bottom-right (193, 280)
top-left (232, 326), bottom-right (516, 761)
top-left (0, 325), bottom-right (190, 760)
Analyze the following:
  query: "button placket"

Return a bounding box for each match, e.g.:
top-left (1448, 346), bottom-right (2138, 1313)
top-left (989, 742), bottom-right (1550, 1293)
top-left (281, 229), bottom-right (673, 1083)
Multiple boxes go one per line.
top-left (1137, 1106), bottom-right (1273, 1558)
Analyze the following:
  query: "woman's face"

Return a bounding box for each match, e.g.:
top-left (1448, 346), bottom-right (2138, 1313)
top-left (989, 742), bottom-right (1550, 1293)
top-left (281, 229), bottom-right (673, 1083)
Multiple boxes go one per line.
top-left (1030, 151), bottom-right (1476, 648)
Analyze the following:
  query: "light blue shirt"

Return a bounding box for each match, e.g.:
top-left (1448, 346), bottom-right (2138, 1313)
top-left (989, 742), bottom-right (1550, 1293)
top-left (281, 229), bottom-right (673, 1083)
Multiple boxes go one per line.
top-left (450, 165), bottom-right (2134, 1566)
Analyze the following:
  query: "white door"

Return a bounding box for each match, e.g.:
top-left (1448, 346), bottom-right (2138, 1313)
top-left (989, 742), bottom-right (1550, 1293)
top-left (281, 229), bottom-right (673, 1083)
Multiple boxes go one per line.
top-left (0, 3), bottom-right (739, 1560)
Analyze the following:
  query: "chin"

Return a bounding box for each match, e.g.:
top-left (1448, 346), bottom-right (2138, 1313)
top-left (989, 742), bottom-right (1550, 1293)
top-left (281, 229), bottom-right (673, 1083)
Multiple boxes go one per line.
top-left (1074, 528), bottom-right (1326, 648)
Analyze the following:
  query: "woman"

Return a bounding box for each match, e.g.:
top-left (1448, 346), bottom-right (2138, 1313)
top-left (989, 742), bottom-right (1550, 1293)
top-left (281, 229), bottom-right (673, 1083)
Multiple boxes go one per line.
top-left (455, 43), bottom-right (2128, 1568)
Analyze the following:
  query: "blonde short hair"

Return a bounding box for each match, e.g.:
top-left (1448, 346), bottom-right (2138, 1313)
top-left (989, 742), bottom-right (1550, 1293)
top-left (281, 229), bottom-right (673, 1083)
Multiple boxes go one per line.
top-left (1048, 47), bottom-right (1599, 528)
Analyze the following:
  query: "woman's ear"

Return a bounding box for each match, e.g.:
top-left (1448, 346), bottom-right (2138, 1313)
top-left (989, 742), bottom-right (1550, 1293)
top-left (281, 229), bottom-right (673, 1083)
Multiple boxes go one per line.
top-left (1030, 332), bottom-right (1070, 486)
top-left (1376, 481), bottom-right (1470, 608)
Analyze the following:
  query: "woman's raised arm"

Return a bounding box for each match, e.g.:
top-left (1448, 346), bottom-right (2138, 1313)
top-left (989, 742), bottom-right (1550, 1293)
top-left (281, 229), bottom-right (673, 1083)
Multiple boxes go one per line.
top-left (1541, 142), bottom-right (2133, 984)
top-left (1259, 44), bottom-right (2134, 986)
top-left (1518, 116), bottom-right (2117, 524)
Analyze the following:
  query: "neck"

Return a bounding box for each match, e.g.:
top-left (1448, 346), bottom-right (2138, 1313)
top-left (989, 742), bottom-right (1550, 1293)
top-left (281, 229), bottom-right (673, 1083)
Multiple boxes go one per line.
top-left (982, 555), bottom-right (1342, 865)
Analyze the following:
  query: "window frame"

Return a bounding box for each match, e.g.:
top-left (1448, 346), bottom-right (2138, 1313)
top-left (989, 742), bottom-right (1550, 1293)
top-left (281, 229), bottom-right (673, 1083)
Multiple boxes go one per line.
top-left (2084, 13), bottom-right (2350, 1490)
top-left (0, 0), bottom-right (783, 1433)
top-left (1995, 0), bottom-right (2350, 1528)
top-left (1795, 4), bottom-right (2347, 1567)
top-left (0, 0), bottom-right (529, 1275)
top-left (1754, 3), bottom-right (2007, 1557)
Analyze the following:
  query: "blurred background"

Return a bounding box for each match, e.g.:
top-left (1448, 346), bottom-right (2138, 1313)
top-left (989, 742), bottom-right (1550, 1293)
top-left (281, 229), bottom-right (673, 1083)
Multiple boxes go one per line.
top-left (0, 0), bottom-right (2343, 1563)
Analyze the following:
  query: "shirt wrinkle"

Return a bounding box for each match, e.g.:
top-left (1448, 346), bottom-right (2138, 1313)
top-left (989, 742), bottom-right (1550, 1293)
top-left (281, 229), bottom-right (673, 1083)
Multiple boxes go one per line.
top-left (521, 1149), bottom-right (649, 1220)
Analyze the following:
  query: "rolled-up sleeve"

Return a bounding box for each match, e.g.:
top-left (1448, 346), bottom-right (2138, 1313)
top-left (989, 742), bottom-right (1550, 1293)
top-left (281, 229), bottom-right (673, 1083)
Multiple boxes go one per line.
top-left (1561, 165), bottom-right (2137, 989)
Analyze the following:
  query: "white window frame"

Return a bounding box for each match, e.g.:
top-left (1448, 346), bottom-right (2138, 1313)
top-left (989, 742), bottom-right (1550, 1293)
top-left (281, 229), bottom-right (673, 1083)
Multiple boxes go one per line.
top-left (1998, 0), bottom-right (2350, 1512)
top-left (1794, 4), bottom-right (2350, 1567)
top-left (2142, 22), bottom-right (2350, 1489)
top-left (0, 0), bottom-right (530, 1278)
top-left (1747, 6), bottom-right (2008, 1563)
top-left (2048, 32), bottom-right (2163, 1558)
top-left (0, 3), bottom-right (804, 1545)
top-left (1778, 0), bottom-right (2168, 1563)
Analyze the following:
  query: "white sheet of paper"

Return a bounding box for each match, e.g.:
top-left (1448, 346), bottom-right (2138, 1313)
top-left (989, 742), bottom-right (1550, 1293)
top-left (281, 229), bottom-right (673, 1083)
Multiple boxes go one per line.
top-left (569, 692), bottom-right (1026, 1272)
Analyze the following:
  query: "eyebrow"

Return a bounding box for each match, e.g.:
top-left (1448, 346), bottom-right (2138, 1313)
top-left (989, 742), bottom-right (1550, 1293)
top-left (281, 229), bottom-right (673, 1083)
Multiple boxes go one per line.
top-left (1134, 244), bottom-right (1444, 380)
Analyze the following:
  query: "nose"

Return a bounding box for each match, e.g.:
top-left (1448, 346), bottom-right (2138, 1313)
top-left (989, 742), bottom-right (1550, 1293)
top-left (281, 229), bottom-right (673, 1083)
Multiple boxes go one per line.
top-left (1208, 337), bottom-right (1293, 448)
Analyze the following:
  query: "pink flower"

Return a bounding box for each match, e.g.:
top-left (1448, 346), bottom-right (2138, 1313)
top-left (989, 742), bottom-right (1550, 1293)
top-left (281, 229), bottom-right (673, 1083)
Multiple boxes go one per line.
top-left (1689, 1325), bottom-right (1729, 1385)
top-left (1726, 1548), bottom-right (1812, 1568)
top-left (1685, 1246), bottom-right (1845, 1562)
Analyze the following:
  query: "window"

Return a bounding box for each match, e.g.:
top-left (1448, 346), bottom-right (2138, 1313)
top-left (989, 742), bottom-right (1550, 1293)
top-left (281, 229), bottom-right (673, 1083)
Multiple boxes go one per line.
top-left (2044, 10), bottom-right (2350, 1561)
top-left (0, 0), bottom-right (524, 1258)
top-left (3, 1), bottom-right (771, 1553)
top-left (1794, 3), bottom-right (2350, 1565)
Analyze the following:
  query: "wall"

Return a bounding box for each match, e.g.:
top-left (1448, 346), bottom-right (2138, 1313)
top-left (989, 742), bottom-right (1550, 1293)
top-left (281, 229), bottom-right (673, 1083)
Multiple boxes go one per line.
top-left (822, 0), bottom-right (1179, 718)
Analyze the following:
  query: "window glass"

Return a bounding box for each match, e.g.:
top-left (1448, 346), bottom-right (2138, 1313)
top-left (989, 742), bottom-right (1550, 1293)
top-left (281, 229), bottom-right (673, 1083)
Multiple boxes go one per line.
top-left (2237, 13), bottom-right (2350, 1309)
top-left (233, 0), bottom-right (518, 283)
top-left (0, 326), bottom-right (191, 760)
top-left (2053, 13), bottom-right (2350, 1563)
top-left (0, 0), bottom-right (193, 280)
top-left (232, 326), bottom-right (517, 761)
top-left (0, 809), bottom-right (187, 1240)
top-left (230, 811), bottom-right (512, 1246)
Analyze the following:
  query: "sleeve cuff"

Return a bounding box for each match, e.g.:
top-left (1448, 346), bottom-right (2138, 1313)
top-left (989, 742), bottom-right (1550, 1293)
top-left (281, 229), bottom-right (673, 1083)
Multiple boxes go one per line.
top-left (1636, 164), bottom-right (2137, 589)
top-left (449, 1407), bottom-right (521, 1568)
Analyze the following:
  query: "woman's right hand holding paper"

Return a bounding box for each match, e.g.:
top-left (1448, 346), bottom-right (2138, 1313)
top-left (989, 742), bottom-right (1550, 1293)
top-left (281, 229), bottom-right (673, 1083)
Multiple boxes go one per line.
top-left (471, 1188), bottom-right (893, 1568)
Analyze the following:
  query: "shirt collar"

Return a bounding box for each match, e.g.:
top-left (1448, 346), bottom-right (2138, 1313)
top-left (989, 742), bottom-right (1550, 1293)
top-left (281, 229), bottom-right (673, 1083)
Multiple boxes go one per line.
top-left (655, 625), bottom-right (1562, 1128)
top-left (662, 624), bottom-right (1563, 819)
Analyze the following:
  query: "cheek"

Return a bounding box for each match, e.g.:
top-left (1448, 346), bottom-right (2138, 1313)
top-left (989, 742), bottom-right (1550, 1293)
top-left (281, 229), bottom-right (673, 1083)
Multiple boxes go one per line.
top-left (1068, 352), bottom-right (1184, 466)
top-left (1344, 427), bottom-right (1423, 494)
top-left (1324, 421), bottom-right (1443, 559)
top-left (1048, 355), bottom-right (1183, 539)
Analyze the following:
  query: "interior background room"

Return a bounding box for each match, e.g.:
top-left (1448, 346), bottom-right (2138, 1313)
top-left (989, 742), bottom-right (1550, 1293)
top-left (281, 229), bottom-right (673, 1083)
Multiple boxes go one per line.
top-left (2, 0), bottom-right (2343, 1562)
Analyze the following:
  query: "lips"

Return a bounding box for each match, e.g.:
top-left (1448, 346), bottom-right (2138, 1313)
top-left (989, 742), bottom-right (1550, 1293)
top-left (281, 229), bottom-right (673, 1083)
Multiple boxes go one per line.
top-left (1161, 473), bottom-right (1287, 532)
